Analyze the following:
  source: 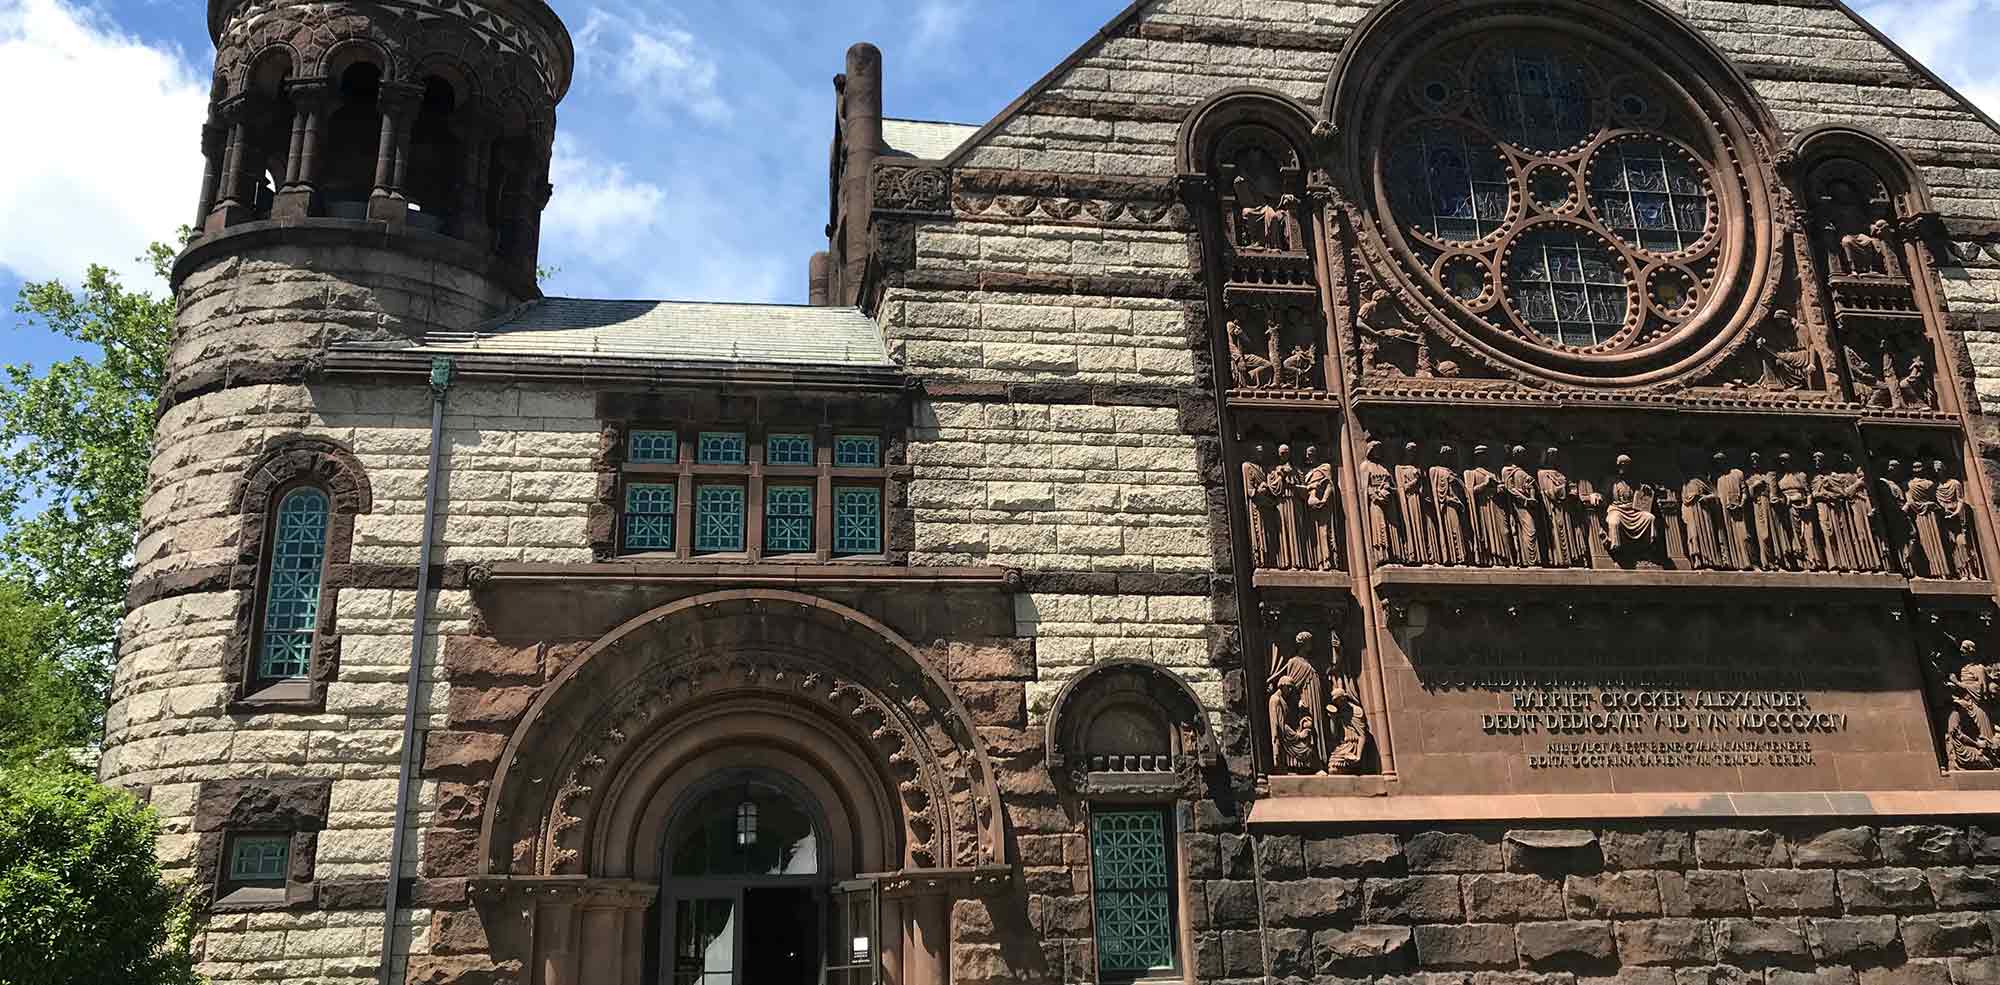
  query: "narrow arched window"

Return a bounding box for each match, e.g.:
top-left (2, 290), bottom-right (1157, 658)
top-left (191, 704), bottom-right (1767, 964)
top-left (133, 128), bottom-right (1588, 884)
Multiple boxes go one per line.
top-left (257, 487), bottom-right (331, 682)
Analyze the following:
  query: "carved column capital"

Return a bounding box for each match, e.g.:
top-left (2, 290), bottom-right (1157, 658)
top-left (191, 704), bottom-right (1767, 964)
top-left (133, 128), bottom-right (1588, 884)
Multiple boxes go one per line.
top-left (376, 81), bottom-right (424, 120)
top-left (283, 78), bottom-right (337, 111)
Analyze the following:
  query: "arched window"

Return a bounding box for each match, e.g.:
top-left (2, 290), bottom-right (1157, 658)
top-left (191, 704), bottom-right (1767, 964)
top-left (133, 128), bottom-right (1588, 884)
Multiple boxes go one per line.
top-left (668, 782), bottom-right (820, 878)
top-left (322, 61), bottom-right (383, 216)
top-left (255, 487), bottom-right (331, 683)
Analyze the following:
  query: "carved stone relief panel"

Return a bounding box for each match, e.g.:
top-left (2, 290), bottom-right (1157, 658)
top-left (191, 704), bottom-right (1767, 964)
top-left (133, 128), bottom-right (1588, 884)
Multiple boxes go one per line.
top-left (1913, 602), bottom-right (2000, 773)
top-left (1866, 435), bottom-right (1986, 582)
top-left (1236, 422), bottom-right (1344, 575)
top-left (1258, 600), bottom-right (1370, 777)
top-left (1802, 157), bottom-right (1941, 412)
top-left (1221, 294), bottom-right (1327, 396)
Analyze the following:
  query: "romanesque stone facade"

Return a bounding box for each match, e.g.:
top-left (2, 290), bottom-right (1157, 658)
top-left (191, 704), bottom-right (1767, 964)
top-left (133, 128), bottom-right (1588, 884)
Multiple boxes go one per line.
top-left (101, 1), bottom-right (2000, 984)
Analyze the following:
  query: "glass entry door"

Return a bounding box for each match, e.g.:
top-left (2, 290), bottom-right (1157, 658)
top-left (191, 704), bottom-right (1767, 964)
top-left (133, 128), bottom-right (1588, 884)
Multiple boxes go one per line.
top-left (671, 897), bottom-right (739, 985)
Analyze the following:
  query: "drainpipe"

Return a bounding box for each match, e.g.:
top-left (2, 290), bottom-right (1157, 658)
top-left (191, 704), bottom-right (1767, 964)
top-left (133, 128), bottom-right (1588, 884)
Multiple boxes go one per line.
top-left (381, 356), bottom-right (453, 985)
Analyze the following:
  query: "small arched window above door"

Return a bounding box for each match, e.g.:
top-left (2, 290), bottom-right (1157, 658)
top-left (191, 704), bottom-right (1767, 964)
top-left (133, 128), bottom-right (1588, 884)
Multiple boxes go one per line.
top-left (668, 781), bottom-right (821, 878)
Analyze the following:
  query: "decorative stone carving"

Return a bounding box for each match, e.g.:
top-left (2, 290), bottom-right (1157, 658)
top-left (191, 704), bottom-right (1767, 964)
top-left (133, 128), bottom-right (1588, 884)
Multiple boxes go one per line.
top-left (1601, 454), bottom-right (1660, 560)
top-left (1465, 445), bottom-right (1514, 568)
top-left (1266, 630), bottom-right (1325, 773)
top-left (1905, 458), bottom-right (1985, 581)
top-left (1241, 441), bottom-right (1279, 569)
top-left (1300, 444), bottom-right (1342, 572)
top-left (1430, 444), bottom-right (1474, 566)
top-left (1397, 441), bottom-right (1436, 565)
top-left (1223, 301), bottom-right (1324, 394)
top-left (1045, 660), bottom-right (1221, 798)
top-left (1324, 674), bottom-right (1369, 776)
top-left (1360, 441), bottom-right (1398, 566)
top-left (874, 165), bottom-right (950, 214)
top-left (1241, 439), bottom-right (1344, 572)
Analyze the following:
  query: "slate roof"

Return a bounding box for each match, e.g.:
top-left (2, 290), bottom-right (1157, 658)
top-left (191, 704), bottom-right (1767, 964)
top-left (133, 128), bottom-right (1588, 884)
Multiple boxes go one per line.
top-left (882, 118), bottom-right (980, 161)
top-left (354, 298), bottom-right (895, 369)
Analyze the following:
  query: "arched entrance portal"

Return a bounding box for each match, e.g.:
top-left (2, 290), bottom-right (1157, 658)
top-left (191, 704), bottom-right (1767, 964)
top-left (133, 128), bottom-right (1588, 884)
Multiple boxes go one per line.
top-left (658, 770), bottom-right (876, 985)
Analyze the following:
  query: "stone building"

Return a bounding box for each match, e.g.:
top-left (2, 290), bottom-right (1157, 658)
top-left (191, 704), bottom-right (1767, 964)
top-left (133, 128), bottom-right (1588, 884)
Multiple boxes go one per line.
top-left (101, 0), bottom-right (2000, 983)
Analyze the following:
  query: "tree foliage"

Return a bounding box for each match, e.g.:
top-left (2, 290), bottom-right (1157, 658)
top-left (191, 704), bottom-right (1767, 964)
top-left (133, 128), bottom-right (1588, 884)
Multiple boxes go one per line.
top-left (0, 761), bottom-right (198, 985)
top-left (0, 582), bottom-right (90, 763)
top-left (2, 242), bottom-right (174, 725)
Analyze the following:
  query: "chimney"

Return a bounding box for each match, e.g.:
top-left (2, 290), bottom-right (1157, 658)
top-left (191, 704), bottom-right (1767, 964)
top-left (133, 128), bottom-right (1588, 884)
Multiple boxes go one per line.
top-left (840, 42), bottom-right (884, 306)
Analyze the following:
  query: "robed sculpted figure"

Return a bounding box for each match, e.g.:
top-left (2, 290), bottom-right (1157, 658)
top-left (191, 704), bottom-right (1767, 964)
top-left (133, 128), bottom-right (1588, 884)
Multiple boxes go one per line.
top-left (1936, 459), bottom-right (1982, 580)
top-left (1877, 459), bottom-right (1915, 575)
top-left (1266, 631), bottom-right (1325, 773)
top-left (1777, 454), bottom-right (1822, 571)
top-left (1430, 444), bottom-right (1473, 566)
top-left (1680, 464), bottom-right (1727, 570)
top-left (1537, 447), bottom-right (1587, 568)
top-left (1301, 444), bottom-right (1341, 571)
top-left (1242, 442), bottom-right (1279, 568)
top-left (1602, 454), bottom-right (1659, 559)
top-left (1325, 682), bottom-right (1369, 775)
top-left (1747, 452), bottom-right (1788, 571)
top-left (1945, 664), bottom-right (2000, 771)
top-left (1809, 451), bottom-right (1856, 572)
top-left (1841, 454), bottom-right (1885, 572)
top-left (1464, 445), bottom-right (1514, 567)
top-left (1396, 442), bottom-right (1436, 565)
top-left (1501, 445), bottom-right (1542, 567)
top-left (1715, 452), bottom-right (1756, 571)
top-left (1359, 441), bottom-right (1398, 565)
top-left (1907, 459), bottom-right (1951, 579)
top-left (1269, 444), bottom-right (1307, 569)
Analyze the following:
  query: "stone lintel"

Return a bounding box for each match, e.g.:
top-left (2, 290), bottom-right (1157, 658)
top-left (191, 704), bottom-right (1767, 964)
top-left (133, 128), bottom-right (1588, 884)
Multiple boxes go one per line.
top-left (1248, 790), bottom-right (2000, 827)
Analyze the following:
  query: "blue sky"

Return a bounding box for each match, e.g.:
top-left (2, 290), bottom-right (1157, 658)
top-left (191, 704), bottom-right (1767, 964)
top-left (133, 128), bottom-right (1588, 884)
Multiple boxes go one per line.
top-left (1, 0), bottom-right (1995, 371)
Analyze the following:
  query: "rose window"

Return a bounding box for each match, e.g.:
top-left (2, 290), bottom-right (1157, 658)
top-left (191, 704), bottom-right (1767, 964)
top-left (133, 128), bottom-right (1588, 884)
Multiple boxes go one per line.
top-left (1358, 22), bottom-right (1763, 381)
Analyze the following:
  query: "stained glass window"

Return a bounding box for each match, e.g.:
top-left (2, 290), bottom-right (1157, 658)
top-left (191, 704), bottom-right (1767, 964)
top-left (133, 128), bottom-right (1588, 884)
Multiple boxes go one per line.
top-left (833, 487), bottom-right (881, 556)
top-left (625, 483), bottom-right (676, 552)
top-left (1091, 809), bottom-right (1177, 976)
top-left (696, 485), bottom-right (747, 553)
top-left (630, 430), bottom-right (679, 464)
top-left (257, 488), bottom-right (329, 681)
top-left (698, 432), bottom-right (747, 465)
top-left (1387, 124), bottom-right (1512, 243)
top-left (228, 835), bottom-right (290, 884)
top-left (1508, 226), bottom-right (1633, 347)
top-left (1589, 139), bottom-right (1711, 254)
top-left (765, 486), bottom-right (813, 554)
top-left (766, 434), bottom-right (814, 466)
top-left (834, 436), bottom-right (881, 468)
top-left (1477, 46), bottom-right (1595, 152)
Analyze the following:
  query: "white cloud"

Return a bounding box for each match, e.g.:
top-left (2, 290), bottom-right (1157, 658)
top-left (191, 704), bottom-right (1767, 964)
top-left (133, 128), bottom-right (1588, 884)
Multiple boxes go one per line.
top-left (912, 0), bottom-right (970, 51)
top-left (540, 136), bottom-right (786, 304)
top-left (574, 7), bottom-right (729, 124)
top-left (0, 0), bottom-right (207, 290)
top-left (1852, 0), bottom-right (2000, 119)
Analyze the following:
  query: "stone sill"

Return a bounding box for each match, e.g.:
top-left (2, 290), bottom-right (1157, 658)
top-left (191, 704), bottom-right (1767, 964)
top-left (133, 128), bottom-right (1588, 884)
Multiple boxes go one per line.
top-left (1371, 565), bottom-right (1992, 599)
top-left (475, 561), bottom-right (1019, 589)
top-left (1247, 789), bottom-right (2000, 827)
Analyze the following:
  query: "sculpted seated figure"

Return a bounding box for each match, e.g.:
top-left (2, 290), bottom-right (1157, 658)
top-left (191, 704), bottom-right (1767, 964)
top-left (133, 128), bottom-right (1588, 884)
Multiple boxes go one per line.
top-left (1600, 454), bottom-right (1657, 555)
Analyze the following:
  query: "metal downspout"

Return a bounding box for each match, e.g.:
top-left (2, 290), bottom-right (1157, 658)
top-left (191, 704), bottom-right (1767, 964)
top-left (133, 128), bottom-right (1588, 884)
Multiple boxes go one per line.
top-left (381, 357), bottom-right (453, 985)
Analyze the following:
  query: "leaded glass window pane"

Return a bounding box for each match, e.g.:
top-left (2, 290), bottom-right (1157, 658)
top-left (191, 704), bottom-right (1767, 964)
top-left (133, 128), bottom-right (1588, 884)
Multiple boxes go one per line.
top-left (625, 483), bottom-right (676, 552)
top-left (1588, 139), bottom-right (1712, 254)
top-left (1387, 123), bottom-right (1511, 243)
top-left (229, 835), bottom-right (290, 883)
top-left (1507, 226), bottom-right (1633, 347)
top-left (765, 486), bottom-right (813, 554)
top-left (696, 484), bottom-right (747, 553)
top-left (834, 435), bottom-right (881, 468)
top-left (258, 488), bottom-right (329, 681)
top-left (833, 487), bottom-right (881, 556)
top-left (1091, 809), bottom-right (1176, 976)
top-left (1477, 46), bottom-right (1595, 152)
top-left (629, 430), bottom-right (679, 464)
top-left (698, 432), bottom-right (747, 465)
top-left (766, 434), bottom-right (814, 465)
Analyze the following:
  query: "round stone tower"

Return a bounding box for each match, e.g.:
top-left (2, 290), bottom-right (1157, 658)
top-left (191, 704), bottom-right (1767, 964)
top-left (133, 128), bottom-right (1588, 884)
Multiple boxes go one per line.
top-left (170, 0), bottom-right (572, 398)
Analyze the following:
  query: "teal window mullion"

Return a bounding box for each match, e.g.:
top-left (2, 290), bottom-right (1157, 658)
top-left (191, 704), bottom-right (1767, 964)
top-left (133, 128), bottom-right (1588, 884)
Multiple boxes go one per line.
top-left (833, 486), bottom-right (882, 556)
top-left (764, 486), bottom-right (813, 554)
top-left (624, 483), bottom-right (677, 552)
top-left (696, 484), bottom-right (747, 553)
top-left (1090, 808), bottom-right (1177, 976)
top-left (257, 488), bottom-right (330, 681)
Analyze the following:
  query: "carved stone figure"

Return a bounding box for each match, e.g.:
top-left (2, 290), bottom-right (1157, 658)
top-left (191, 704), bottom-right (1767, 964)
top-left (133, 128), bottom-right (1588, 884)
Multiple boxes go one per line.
top-left (1602, 454), bottom-right (1659, 559)
top-left (1430, 444), bottom-right (1473, 566)
top-left (1269, 444), bottom-right (1306, 570)
top-left (1907, 459), bottom-right (1951, 579)
top-left (1842, 453), bottom-right (1886, 573)
top-left (1225, 306), bottom-right (1257, 389)
top-left (1936, 459), bottom-right (1982, 580)
top-left (1847, 339), bottom-right (1935, 411)
top-left (1716, 452), bottom-right (1756, 570)
top-left (1360, 441), bottom-right (1397, 566)
top-left (1681, 465), bottom-right (1726, 570)
top-left (1242, 442), bottom-right (1279, 568)
top-left (1747, 452), bottom-right (1787, 571)
top-left (1266, 631), bottom-right (1324, 774)
top-left (1876, 459), bottom-right (1915, 575)
top-left (1752, 310), bottom-right (1819, 391)
top-left (1501, 445), bottom-right (1542, 567)
top-left (1840, 218), bottom-right (1896, 277)
top-left (1397, 442), bottom-right (1436, 565)
top-left (1233, 147), bottom-right (1295, 252)
top-left (1537, 447), bottom-right (1587, 568)
top-left (1324, 683), bottom-right (1369, 776)
top-left (1301, 444), bottom-right (1340, 571)
top-left (1944, 663), bottom-right (2000, 771)
top-left (1465, 445), bottom-right (1514, 567)
top-left (1357, 288), bottom-right (1431, 378)
top-left (1778, 454), bottom-right (1822, 571)
top-left (1808, 452), bottom-right (1851, 572)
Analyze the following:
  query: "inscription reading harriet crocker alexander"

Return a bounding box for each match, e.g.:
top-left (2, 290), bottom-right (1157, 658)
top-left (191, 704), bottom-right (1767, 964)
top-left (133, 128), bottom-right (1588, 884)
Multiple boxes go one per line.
top-left (1426, 656), bottom-right (1871, 770)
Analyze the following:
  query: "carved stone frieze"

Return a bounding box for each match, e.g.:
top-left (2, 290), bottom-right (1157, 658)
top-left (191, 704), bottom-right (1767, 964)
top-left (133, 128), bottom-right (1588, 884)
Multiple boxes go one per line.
top-left (1238, 433), bottom-right (1344, 574)
top-left (1258, 601), bottom-right (1371, 777)
top-left (875, 165), bottom-right (951, 215)
top-left (1223, 295), bottom-right (1326, 395)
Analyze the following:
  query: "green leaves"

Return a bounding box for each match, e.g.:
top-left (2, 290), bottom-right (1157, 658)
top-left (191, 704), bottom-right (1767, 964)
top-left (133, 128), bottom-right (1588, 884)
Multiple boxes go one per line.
top-left (0, 762), bottom-right (198, 985)
top-left (0, 582), bottom-right (89, 763)
top-left (1, 241), bottom-right (174, 733)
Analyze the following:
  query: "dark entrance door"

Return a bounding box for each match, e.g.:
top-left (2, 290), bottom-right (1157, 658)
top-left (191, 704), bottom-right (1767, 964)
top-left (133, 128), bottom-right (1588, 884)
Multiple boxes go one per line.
top-left (742, 888), bottom-right (819, 985)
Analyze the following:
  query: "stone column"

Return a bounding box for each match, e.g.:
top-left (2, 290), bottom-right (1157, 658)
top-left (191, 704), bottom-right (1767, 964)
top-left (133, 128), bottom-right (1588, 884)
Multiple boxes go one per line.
top-left (838, 43), bottom-right (883, 305)
top-left (205, 97), bottom-right (255, 232)
top-left (369, 82), bottom-right (421, 226)
top-left (274, 80), bottom-right (333, 220)
top-left (536, 896), bottom-right (578, 985)
top-left (907, 892), bottom-right (948, 985)
top-left (456, 123), bottom-right (493, 248)
top-left (193, 119), bottom-right (226, 230)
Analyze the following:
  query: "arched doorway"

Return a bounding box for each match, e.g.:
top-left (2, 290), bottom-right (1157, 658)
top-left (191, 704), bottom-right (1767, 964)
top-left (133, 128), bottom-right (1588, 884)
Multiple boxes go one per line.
top-left (658, 770), bottom-right (876, 985)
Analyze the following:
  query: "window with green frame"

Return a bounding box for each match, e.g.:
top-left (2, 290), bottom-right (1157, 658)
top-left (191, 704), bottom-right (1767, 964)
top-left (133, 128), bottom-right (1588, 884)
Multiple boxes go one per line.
top-left (256, 487), bottom-right (330, 682)
top-left (1090, 808), bottom-right (1178, 978)
top-left (764, 485), bottom-right (813, 554)
top-left (833, 486), bottom-right (882, 556)
top-left (695, 484), bottom-right (747, 553)
top-left (766, 433), bottom-right (814, 465)
top-left (226, 834), bottom-right (290, 888)
top-left (625, 483), bottom-right (676, 552)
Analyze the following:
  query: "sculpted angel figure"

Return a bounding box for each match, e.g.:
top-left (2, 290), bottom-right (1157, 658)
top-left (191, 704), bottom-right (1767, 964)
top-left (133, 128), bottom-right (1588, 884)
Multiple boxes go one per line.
top-left (1602, 454), bottom-right (1659, 558)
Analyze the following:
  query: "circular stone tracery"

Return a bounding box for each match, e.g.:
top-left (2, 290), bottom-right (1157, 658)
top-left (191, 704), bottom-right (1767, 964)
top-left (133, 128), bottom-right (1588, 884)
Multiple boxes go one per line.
top-left (1344, 5), bottom-right (1773, 383)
